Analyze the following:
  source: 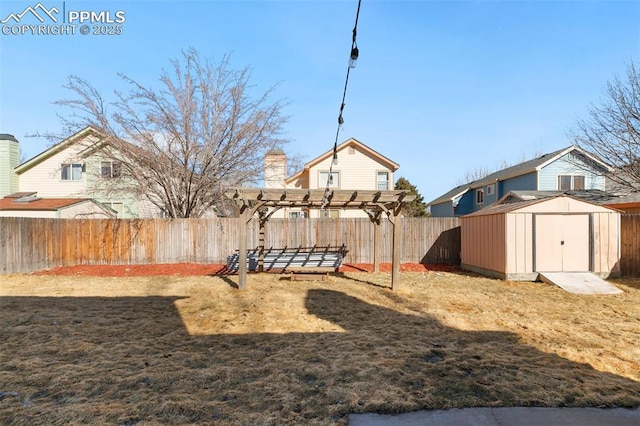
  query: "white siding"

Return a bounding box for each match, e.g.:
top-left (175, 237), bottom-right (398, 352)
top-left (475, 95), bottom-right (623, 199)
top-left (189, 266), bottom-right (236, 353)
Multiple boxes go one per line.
top-left (18, 137), bottom-right (94, 197)
top-left (0, 210), bottom-right (57, 218)
top-left (0, 138), bottom-right (20, 197)
top-left (59, 202), bottom-right (114, 219)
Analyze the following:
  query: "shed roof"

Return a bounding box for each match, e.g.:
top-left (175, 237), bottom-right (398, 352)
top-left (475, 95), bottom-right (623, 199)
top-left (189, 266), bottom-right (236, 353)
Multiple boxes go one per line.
top-left (463, 195), bottom-right (618, 217)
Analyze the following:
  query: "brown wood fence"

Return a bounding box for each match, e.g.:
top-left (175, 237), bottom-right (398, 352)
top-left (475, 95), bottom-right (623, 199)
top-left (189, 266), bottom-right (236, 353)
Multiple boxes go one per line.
top-left (620, 214), bottom-right (640, 277)
top-left (0, 217), bottom-right (461, 274)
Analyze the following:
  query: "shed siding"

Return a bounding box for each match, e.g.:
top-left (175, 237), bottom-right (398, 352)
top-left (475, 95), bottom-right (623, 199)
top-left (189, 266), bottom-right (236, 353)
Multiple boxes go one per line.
top-left (461, 214), bottom-right (506, 274)
top-left (538, 152), bottom-right (605, 191)
top-left (591, 212), bottom-right (620, 276)
top-left (462, 196), bottom-right (620, 280)
top-left (506, 212), bottom-right (533, 274)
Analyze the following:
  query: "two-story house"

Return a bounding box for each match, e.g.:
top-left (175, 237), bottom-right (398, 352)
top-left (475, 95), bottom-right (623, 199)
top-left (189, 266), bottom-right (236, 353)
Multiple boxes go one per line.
top-left (264, 138), bottom-right (399, 218)
top-left (12, 127), bottom-right (160, 218)
top-left (428, 145), bottom-right (612, 217)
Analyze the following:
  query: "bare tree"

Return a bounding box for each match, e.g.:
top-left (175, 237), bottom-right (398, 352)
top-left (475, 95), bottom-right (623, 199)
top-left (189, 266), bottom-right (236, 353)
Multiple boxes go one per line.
top-left (456, 166), bottom-right (491, 186)
top-left (572, 61), bottom-right (640, 193)
top-left (54, 48), bottom-right (288, 217)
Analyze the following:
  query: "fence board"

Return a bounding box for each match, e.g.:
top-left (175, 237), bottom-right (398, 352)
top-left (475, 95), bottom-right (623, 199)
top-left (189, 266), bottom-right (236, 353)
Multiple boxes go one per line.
top-left (621, 214), bottom-right (640, 277)
top-left (0, 217), bottom-right (462, 274)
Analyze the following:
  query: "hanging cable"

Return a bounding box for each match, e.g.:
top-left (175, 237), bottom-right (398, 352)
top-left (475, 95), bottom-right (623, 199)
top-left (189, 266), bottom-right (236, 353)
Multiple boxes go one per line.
top-left (321, 0), bottom-right (362, 209)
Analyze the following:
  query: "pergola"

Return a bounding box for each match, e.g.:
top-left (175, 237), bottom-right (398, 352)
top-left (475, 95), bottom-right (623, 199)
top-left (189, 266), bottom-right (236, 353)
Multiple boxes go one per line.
top-left (225, 188), bottom-right (416, 290)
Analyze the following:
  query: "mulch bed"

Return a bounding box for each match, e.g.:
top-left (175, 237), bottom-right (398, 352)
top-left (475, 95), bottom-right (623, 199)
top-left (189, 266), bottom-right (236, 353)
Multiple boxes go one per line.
top-left (32, 263), bottom-right (459, 277)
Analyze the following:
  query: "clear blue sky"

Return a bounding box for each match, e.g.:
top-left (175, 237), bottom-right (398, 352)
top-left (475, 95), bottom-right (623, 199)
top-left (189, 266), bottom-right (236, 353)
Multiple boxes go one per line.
top-left (1, 0), bottom-right (638, 203)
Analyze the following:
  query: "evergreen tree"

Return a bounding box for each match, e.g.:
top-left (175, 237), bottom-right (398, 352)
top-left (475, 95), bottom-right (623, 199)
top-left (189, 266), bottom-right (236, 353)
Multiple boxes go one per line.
top-left (394, 177), bottom-right (429, 217)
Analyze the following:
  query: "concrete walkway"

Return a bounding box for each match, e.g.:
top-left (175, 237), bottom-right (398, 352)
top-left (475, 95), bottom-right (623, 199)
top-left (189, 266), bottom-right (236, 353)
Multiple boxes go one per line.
top-left (348, 407), bottom-right (640, 425)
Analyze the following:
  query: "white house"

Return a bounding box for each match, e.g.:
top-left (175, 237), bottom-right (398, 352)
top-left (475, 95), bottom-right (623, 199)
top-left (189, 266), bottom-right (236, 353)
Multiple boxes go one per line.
top-left (12, 127), bottom-right (160, 218)
top-left (265, 138), bottom-right (400, 218)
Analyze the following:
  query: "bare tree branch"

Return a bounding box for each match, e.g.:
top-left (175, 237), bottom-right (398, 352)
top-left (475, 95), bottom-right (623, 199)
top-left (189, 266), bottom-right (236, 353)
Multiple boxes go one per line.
top-left (51, 48), bottom-right (289, 217)
top-left (571, 61), bottom-right (640, 194)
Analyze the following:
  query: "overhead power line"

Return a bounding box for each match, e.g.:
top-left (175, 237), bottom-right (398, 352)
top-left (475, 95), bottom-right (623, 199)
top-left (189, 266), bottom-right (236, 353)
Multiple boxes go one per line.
top-left (321, 0), bottom-right (362, 208)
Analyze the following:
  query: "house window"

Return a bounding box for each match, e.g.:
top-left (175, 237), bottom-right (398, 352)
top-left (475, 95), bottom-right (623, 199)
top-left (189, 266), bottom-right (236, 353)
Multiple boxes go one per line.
top-left (558, 175), bottom-right (585, 190)
top-left (319, 171), bottom-right (339, 188)
top-left (476, 189), bottom-right (484, 205)
top-left (101, 161), bottom-right (122, 179)
top-left (289, 211), bottom-right (305, 218)
top-left (377, 171), bottom-right (389, 190)
top-left (61, 163), bottom-right (83, 181)
top-left (319, 209), bottom-right (340, 218)
top-left (103, 202), bottom-right (124, 218)
top-left (486, 184), bottom-right (495, 196)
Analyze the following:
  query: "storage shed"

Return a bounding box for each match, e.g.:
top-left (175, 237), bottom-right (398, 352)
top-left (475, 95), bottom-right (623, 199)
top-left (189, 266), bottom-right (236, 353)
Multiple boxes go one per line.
top-left (461, 195), bottom-right (620, 280)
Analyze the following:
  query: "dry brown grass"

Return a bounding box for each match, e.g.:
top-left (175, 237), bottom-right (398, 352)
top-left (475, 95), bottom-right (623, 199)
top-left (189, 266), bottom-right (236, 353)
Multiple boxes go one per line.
top-left (1, 270), bottom-right (639, 425)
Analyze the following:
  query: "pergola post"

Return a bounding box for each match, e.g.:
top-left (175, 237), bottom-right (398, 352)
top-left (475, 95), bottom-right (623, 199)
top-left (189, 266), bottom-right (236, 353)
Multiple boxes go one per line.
top-left (238, 207), bottom-right (251, 290)
top-left (389, 207), bottom-right (403, 291)
top-left (373, 212), bottom-right (382, 272)
top-left (258, 210), bottom-right (266, 273)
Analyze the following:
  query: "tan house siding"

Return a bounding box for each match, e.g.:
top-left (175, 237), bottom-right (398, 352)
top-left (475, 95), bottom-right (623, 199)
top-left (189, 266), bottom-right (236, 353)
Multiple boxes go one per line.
top-left (18, 137), bottom-right (93, 197)
top-left (0, 210), bottom-right (56, 218)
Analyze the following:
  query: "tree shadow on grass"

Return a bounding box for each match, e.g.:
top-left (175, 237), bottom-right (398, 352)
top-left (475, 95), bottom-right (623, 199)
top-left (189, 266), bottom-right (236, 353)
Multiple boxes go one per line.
top-left (0, 292), bottom-right (639, 425)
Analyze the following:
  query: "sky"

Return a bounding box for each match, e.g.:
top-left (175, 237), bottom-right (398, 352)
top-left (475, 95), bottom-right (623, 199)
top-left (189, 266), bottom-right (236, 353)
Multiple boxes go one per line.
top-left (0, 0), bottom-right (639, 203)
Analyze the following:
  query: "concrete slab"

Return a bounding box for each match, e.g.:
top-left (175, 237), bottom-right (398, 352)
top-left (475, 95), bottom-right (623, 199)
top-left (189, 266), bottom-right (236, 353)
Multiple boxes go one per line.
top-left (539, 272), bottom-right (623, 294)
top-left (348, 407), bottom-right (640, 426)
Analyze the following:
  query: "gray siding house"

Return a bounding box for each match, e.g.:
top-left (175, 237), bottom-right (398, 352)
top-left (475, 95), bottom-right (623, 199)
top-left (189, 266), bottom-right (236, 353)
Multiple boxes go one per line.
top-left (428, 146), bottom-right (612, 217)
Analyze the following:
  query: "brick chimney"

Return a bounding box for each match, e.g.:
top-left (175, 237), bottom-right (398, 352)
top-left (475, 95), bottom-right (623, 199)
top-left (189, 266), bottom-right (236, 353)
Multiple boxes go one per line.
top-left (264, 149), bottom-right (287, 189)
top-left (0, 134), bottom-right (20, 198)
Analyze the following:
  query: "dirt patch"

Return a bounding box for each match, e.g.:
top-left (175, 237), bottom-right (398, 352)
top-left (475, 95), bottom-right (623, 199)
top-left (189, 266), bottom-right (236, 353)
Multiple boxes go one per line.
top-left (33, 262), bottom-right (457, 276)
top-left (1, 272), bottom-right (639, 425)
top-left (33, 263), bottom-right (230, 277)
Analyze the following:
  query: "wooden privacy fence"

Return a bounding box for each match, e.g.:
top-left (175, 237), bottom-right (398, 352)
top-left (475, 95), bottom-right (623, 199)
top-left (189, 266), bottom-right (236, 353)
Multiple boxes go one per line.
top-left (620, 214), bottom-right (640, 277)
top-left (0, 217), bottom-right (461, 274)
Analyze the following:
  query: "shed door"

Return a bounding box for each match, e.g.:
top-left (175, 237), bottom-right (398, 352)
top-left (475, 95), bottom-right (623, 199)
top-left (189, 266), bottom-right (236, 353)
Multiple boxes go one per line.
top-left (535, 214), bottom-right (589, 272)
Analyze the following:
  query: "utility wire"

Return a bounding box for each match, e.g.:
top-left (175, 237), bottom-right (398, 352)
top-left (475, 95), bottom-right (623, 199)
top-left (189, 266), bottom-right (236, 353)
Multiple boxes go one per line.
top-left (321, 0), bottom-right (362, 209)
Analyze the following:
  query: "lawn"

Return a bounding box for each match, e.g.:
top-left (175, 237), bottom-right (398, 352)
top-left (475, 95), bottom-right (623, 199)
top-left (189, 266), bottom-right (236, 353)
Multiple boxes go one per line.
top-left (1, 269), bottom-right (639, 425)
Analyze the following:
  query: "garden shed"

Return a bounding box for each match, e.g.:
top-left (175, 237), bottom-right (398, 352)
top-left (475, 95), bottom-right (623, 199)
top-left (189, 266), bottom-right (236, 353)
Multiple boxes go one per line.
top-left (461, 195), bottom-right (620, 281)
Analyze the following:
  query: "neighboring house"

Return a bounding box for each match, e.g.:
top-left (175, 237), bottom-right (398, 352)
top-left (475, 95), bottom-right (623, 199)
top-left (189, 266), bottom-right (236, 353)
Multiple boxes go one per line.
top-left (12, 127), bottom-right (160, 218)
top-left (0, 192), bottom-right (115, 218)
top-left (264, 138), bottom-right (399, 218)
top-left (428, 145), bottom-right (612, 217)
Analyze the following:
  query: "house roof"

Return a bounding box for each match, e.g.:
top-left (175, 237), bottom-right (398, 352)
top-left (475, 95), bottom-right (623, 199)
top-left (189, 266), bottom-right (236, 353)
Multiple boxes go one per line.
top-left (602, 192), bottom-right (640, 207)
top-left (428, 145), bottom-right (612, 206)
top-left (499, 189), bottom-right (619, 205)
top-left (0, 195), bottom-right (107, 212)
top-left (14, 126), bottom-right (101, 175)
top-left (285, 138), bottom-right (399, 184)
